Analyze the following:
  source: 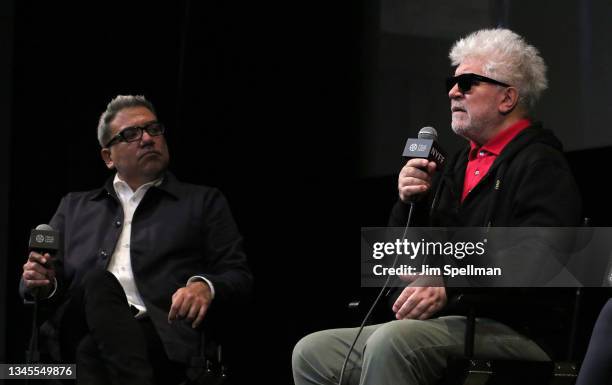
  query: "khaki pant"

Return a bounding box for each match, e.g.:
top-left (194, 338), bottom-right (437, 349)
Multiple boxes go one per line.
top-left (292, 316), bottom-right (549, 385)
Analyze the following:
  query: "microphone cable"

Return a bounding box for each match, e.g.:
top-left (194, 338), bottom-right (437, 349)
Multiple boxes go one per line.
top-left (337, 201), bottom-right (415, 385)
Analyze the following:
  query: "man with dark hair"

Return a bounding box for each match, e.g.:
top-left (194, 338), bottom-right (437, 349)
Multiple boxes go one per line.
top-left (293, 28), bottom-right (581, 385)
top-left (21, 95), bottom-right (252, 385)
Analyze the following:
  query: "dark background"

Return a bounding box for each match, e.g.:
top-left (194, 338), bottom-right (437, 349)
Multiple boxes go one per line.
top-left (2, 1), bottom-right (365, 384)
top-left (2, 1), bottom-right (612, 384)
top-left (360, 0), bottom-right (612, 178)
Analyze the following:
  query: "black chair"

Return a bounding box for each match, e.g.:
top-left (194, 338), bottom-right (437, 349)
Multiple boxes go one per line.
top-left (442, 219), bottom-right (596, 385)
top-left (23, 297), bottom-right (228, 385)
top-left (182, 330), bottom-right (228, 385)
top-left (441, 292), bottom-right (577, 385)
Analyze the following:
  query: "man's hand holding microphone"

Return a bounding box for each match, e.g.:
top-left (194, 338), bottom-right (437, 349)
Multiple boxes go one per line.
top-left (394, 126), bottom-right (447, 320)
top-left (22, 224), bottom-right (59, 299)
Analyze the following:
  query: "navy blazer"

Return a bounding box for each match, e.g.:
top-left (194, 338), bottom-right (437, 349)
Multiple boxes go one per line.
top-left (38, 172), bottom-right (252, 363)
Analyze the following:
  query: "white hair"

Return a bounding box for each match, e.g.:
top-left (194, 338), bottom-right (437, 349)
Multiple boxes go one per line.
top-left (449, 28), bottom-right (547, 110)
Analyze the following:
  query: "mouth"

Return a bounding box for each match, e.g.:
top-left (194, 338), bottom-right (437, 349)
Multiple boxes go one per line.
top-left (139, 150), bottom-right (161, 159)
top-left (451, 106), bottom-right (466, 113)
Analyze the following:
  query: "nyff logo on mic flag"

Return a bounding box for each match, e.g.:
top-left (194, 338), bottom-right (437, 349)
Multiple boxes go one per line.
top-left (402, 138), bottom-right (446, 167)
top-left (402, 126), bottom-right (446, 168)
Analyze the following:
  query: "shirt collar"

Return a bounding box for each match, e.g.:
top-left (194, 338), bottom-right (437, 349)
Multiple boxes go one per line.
top-left (112, 174), bottom-right (163, 196)
top-left (93, 171), bottom-right (181, 201)
top-left (468, 118), bottom-right (531, 159)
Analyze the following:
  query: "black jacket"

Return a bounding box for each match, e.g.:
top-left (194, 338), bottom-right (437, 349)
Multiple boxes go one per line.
top-left (390, 122), bottom-right (581, 228)
top-left (388, 123), bottom-right (582, 355)
top-left (25, 172), bottom-right (252, 364)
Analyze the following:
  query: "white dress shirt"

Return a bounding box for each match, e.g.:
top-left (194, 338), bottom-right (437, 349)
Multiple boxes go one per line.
top-left (107, 174), bottom-right (215, 317)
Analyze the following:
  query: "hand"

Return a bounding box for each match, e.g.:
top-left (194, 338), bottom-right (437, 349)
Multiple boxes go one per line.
top-left (392, 286), bottom-right (446, 320)
top-left (398, 158), bottom-right (437, 202)
top-left (168, 281), bottom-right (213, 328)
top-left (22, 252), bottom-right (55, 290)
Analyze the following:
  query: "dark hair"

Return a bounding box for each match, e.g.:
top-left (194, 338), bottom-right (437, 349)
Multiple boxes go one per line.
top-left (97, 95), bottom-right (157, 147)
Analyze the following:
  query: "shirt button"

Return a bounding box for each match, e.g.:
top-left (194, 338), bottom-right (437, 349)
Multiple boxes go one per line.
top-left (474, 170), bottom-right (480, 176)
top-left (479, 151), bottom-right (485, 157)
top-left (115, 221), bottom-right (121, 227)
top-left (99, 250), bottom-right (108, 258)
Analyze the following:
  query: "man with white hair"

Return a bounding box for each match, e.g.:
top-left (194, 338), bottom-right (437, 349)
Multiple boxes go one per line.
top-left (292, 28), bottom-right (581, 385)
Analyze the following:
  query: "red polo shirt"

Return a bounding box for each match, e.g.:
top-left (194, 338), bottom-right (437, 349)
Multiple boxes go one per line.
top-left (462, 119), bottom-right (531, 202)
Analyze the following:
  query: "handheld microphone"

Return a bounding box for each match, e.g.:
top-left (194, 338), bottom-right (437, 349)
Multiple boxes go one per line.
top-left (402, 126), bottom-right (446, 168)
top-left (339, 130), bottom-right (446, 385)
top-left (25, 224), bottom-right (59, 365)
top-left (29, 224), bottom-right (59, 254)
top-left (28, 224), bottom-right (59, 297)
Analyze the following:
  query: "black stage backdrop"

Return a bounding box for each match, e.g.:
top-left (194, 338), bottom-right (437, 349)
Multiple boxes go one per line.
top-left (5, 1), bottom-right (366, 384)
top-left (0, 0), bottom-right (15, 376)
top-left (7, 2), bottom-right (612, 384)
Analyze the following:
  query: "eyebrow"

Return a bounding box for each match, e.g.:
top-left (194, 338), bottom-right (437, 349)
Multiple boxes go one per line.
top-left (115, 120), bottom-right (158, 132)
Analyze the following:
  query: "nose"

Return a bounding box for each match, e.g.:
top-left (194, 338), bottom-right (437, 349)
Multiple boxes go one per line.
top-left (448, 83), bottom-right (462, 99)
top-left (140, 130), bottom-right (155, 145)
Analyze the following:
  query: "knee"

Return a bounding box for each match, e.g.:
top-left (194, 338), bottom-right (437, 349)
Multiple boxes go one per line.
top-left (593, 299), bottom-right (612, 333)
top-left (365, 320), bottom-right (431, 359)
top-left (293, 330), bottom-right (343, 385)
top-left (292, 331), bottom-right (329, 370)
top-left (600, 299), bottom-right (612, 322)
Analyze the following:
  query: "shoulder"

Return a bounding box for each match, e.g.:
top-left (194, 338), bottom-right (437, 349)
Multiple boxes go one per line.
top-left (167, 177), bottom-right (222, 200)
top-left (59, 188), bottom-right (106, 205)
top-left (514, 141), bottom-right (571, 171)
top-left (164, 175), bottom-right (230, 209)
top-left (509, 125), bottom-right (571, 170)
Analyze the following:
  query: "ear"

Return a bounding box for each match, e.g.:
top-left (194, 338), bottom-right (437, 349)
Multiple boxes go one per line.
top-left (499, 87), bottom-right (520, 114)
top-left (101, 148), bottom-right (115, 170)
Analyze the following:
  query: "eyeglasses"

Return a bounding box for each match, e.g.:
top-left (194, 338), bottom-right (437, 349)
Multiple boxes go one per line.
top-left (446, 73), bottom-right (511, 94)
top-left (105, 121), bottom-right (166, 147)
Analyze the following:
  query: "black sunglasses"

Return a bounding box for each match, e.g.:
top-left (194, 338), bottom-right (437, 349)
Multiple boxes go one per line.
top-left (105, 121), bottom-right (165, 147)
top-left (446, 73), bottom-right (511, 94)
